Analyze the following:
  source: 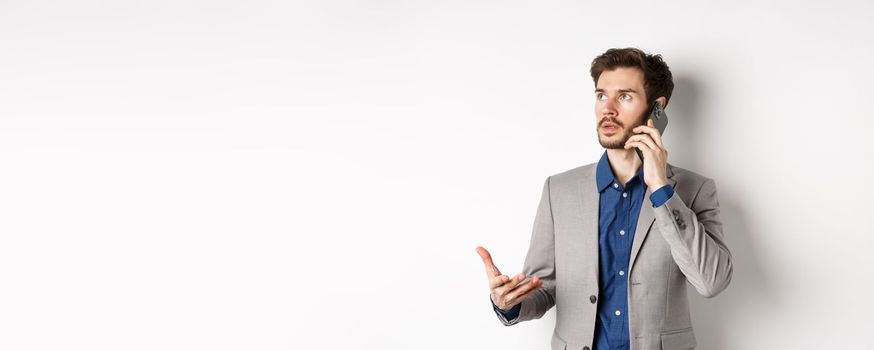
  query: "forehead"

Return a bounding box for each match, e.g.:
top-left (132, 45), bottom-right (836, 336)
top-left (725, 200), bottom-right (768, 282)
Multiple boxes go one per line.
top-left (595, 67), bottom-right (645, 92)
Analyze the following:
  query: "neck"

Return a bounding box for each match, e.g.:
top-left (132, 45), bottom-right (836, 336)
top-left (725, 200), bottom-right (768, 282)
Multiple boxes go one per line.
top-left (605, 148), bottom-right (642, 186)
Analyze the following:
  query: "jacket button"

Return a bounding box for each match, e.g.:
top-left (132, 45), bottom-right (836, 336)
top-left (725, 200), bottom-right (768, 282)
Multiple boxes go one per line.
top-left (589, 295), bottom-right (597, 303)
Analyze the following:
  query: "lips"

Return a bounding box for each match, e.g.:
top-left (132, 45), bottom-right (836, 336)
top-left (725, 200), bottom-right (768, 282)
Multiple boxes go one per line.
top-left (601, 123), bottom-right (619, 132)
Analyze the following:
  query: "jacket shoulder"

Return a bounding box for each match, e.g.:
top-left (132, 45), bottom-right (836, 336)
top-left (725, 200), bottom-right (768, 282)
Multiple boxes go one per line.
top-left (547, 162), bottom-right (597, 186)
top-left (668, 164), bottom-right (715, 186)
top-left (668, 164), bottom-right (719, 206)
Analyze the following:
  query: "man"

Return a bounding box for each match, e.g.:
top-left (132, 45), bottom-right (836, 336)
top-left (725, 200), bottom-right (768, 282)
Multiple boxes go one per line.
top-left (476, 47), bottom-right (733, 350)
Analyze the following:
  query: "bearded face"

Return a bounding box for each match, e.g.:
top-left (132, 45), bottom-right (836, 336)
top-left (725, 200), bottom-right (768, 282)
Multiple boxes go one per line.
top-left (594, 67), bottom-right (650, 149)
top-left (597, 109), bottom-right (647, 149)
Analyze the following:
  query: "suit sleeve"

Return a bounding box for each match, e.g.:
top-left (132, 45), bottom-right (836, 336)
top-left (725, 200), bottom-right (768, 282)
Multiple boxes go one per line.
top-left (493, 176), bottom-right (557, 326)
top-left (652, 177), bottom-right (733, 298)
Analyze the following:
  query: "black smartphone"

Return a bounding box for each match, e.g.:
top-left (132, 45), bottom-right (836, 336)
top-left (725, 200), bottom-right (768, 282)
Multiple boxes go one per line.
top-left (634, 101), bottom-right (669, 161)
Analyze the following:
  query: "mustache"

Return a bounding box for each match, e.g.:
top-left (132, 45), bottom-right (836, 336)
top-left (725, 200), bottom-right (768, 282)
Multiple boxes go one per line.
top-left (599, 118), bottom-right (624, 128)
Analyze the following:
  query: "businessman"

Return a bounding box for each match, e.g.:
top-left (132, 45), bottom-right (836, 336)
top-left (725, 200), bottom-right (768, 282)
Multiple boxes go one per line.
top-left (476, 48), bottom-right (732, 350)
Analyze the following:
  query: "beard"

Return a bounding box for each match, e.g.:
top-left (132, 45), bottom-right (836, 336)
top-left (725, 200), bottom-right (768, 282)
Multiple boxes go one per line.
top-left (597, 113), bottom-right (647, 149)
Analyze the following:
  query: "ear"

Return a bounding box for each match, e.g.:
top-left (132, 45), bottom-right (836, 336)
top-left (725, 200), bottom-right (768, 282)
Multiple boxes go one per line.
top-left (656, 97), bottom-right (667, 109)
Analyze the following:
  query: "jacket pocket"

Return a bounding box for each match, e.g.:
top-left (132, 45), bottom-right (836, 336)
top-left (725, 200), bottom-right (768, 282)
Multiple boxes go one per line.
top-left (660, 327), bottom-right (696, 350)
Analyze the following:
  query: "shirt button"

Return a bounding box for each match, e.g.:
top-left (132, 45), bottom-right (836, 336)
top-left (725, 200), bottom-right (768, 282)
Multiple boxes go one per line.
top-left (615, 310), bottom-right (621, 316)
top-left (619, 270), bottom-right (625, 276)
top-left (622, 192), bottom-right (628, 198)
top-left (589, 295), bottom-right (597, 303)
top-left (619, 230), bottom-right (625, 235)
top-left (613, 183), bottom-right (619, 188)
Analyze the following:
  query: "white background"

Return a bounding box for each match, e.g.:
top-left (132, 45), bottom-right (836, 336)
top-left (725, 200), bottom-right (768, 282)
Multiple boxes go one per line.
top-left (1, 0), bottom-right (873, 349)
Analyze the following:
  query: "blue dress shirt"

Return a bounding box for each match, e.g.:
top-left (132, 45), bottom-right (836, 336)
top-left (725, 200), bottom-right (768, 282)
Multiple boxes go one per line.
top-left (492, 151), bottom-right (674, 350)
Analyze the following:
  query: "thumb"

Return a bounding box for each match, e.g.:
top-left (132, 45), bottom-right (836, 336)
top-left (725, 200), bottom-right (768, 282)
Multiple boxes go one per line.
top-left (475, 246), bottom-right (501, 276)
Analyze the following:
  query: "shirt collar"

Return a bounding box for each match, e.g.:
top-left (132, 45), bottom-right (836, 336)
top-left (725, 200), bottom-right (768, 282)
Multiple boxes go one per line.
top-left (595, 150), bottom-right (645, 192)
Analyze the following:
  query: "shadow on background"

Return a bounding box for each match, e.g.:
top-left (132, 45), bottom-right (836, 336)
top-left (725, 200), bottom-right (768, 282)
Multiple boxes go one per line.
top-left (668, 75), bottom-right (776, 350)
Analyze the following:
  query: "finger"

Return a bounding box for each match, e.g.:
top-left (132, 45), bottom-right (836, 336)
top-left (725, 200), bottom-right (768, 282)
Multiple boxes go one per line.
top-left (626, 133), bottom-right (659, 152)
top-left (634, 122), bottom-right (664, 149)
top-left (506, 283), bottom-right (540, 306)
top-left (495, 273), bottom-right (526, 296)
top-left (489, 274), bottom-right (511, 289)
top-left (632, 123), bottom-right (660, 141)
top-left (505, 276), bottom-right (543, 302)
top-left (475, 246), bottom-right (501, 277)
top-left (625, 140), bottom-right (652, 152)
top-left (624, 135), bottom-right (653, 151)
top-left (495, 273), bottom-right (526, 295)
top-left (506, 280), bottom-right (542, 305)
top-left (624, 141), bottom-right (655, 157)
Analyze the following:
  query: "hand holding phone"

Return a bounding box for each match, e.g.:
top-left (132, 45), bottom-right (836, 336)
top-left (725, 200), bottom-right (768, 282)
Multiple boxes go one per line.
top-left (634, 101), bottom-right (669, 161)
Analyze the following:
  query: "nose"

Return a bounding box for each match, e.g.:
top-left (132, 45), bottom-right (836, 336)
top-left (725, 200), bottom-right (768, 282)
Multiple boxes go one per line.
top-left (600, 98), bottom-right (617, 118)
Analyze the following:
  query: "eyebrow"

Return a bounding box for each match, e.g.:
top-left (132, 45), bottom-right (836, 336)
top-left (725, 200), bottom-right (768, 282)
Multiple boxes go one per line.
top-left (595, 88), bottom-right (639, 94)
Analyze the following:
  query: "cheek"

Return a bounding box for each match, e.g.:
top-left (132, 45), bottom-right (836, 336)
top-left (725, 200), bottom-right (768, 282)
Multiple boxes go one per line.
top-left (620, 102), bottom-right (641, 112)
top-left (623, 104), bottom-right (646, 121)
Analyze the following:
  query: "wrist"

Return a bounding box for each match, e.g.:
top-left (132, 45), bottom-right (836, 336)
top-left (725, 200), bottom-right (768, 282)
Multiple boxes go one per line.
top-left (649, 182), bottom-right (669, 192)
top-left (496, 302), bottom-right (520, 314)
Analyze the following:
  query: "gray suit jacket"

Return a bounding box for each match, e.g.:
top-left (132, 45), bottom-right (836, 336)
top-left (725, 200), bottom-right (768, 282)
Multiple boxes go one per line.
top-left (494, 162), bottom-right (733, 350)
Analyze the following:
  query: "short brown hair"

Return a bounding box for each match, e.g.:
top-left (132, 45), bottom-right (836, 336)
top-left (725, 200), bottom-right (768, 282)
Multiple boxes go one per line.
top-left (590, 47), bottom-right (674, 107)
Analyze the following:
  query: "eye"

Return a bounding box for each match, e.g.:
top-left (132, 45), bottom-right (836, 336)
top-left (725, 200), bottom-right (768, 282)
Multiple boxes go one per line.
top-left (596, 93), bottom-right (606, 101)
top-left (619, 93), bottom-right (631, 101)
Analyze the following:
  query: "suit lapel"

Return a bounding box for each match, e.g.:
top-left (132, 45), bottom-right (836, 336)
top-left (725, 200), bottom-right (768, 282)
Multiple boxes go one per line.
top-left (628, 164), bottom-right (676, 276)
top-left (576, 164), bottom-right (600, 288)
